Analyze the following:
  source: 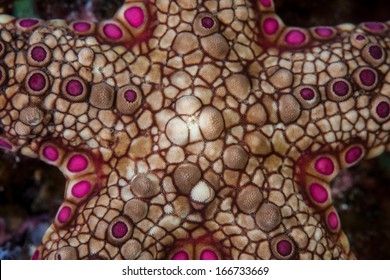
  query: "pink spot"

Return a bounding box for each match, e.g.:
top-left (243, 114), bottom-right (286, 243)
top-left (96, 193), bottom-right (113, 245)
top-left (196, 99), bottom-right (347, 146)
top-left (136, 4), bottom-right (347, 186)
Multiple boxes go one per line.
top-left (67, 154), bottom-right (88, 173)
top-left (345, 146), bottom-right (363, 164)
top-left (376, 101), bottom-right (390, 119)
top-left (309, 183), bottom-right (328, 203)
top-left (332, 80), bottom-right (349, 96)
top-left (124, 7), bottom-right (145, 28)
top-left (276, 240), bottom-right (292, 257)
top-left (327, 211), bottom-right (339, 230)
top-left (73, 21), bottom-right (92, 32)
top-left (31, 46), bottom-right (47, 62)
top-left (103, 23), bottom-right (123, 40)
top-left (263, 18), bottom-right (279, 35)
top-left (43, 145), bottom-right (59, 161)
top-left (259, 0), bottom-right (272, 7)
top-left (71, 181), bottom-right (92, 198)
top-left (364, 22), bottom-right (386, 31)
top-left (32, 249), bottom-right (40, 260)
top-left (314, 27), bottom-right (334, 38)
top-left (314, 157), bottom-right (335, 176)
top-left (300, 88), bottom-right (315, 100)
top-left (172, 251), bottom-right (189, 260)
top-left (112, 221), bottom-right (128, 238)
top-left (124, 90), bottom-right (137, 102)
top-left (201, 17), bottom-right (215, 29)
top-left (368, 45), bottom-right (383, 60)
top-left (0, 139), bottom-right (12, 150)
top-left (200, 249), bottom-right (218, 260)
top-left (66, 80), bottom-right (83, 96)
top-left (356, 34), bottom-right (365, 41)
top-left (19, 18), bottom-right (39, 28)
top-left (58, 206), bottom-right (72, 223)
top-left (359, 69), bottom-right (376, 87)
top-left (285, 30), bottom-right (306, 46)
top-left (28, 73), bottom-right (46, 91)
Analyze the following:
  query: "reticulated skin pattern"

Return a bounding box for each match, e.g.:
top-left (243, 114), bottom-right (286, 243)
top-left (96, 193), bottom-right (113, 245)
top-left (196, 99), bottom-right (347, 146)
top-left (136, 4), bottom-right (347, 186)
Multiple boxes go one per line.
top-left (0, 0), bottom-right (390, 260)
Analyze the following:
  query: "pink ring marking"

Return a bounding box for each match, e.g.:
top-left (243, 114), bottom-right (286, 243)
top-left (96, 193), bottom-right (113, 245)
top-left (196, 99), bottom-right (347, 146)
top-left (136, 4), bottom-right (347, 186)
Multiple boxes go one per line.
top-left (112, 221), bottom-right (128, 239)
top-left (73, 21), bottom-right (92, 32)
top-left (31, 46), bottom-right (47, 62)
top-left (309, 183), bottom-right (328, 203)
top-left (43, 145), bottom-right (59, 161)
top-left (19, 18), bottom-right (39, 28)
top-left (285, 29), bottom-right (306, 46)
top-left (172, 251), bottom-right (189, 260)
top-left (259, 0), bottom-right (272, 7)
top-left (200, 249), bottom-right (218, 260)
top-left (103, 23), bottom-right (124, 40)
top-left (124, 7), bottom-right (145, 28)
top-left (376, 101), bottom-right (390, 119)
top-left (263, 18), bottom-right (279, 35)
top-left (57, 206), bottom-right (72, 223)
top-left (67, 154), bottom-right (88, 173)
top-left (28, 73), bottom-right (46, 91)
top-left (276, 240), bottom-right (292, 257)
top-left (71, 180), bottom-right (92, 198)
top-left (314, 157), bottom-right (335, 175)
top-left (327, 211), bottom-right (339, 229)
top-left (345, 147), bottom-right (363, 164)
top-left (314, 27), bottom-right (334, 38)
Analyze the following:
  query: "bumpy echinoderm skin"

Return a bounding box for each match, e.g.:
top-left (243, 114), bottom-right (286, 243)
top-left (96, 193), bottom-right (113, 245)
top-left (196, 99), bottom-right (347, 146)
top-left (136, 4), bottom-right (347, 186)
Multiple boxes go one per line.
top-left (0, 0), bottom-right (390, 260)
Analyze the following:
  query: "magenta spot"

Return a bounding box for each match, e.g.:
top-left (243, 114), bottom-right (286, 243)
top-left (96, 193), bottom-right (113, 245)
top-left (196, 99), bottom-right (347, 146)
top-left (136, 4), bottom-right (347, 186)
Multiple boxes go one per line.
top-left (58, 206), bottom-right (71, 223)
top-left (359, 69), bottom-right (376, 87)
top-left (66, 80), bottom-right (83, 96)
top-left (285, 30), bottom-right (306, 46)
top-left (263, 18), bottom-right (279, 35)
top-left (309, 183), bottom-right (328, 203)
top-left (0, 139), bottom-right (12, 150)
top-left (103, 23), bottom-right (123, 40)
top-left (124, 7), bottom-right (145, 28)
top-left (71, 181), bottom-right (92, 198)
top-left (19, 18), bottom-right (39, 28)
top-left (364, 22), bottom-right (385, 31)
top-left (28, 73), bottom-right (46, 91)
top-left (112, 221), bottom-right (128, 238)
top-left (300, 88), bottom-right (315, 100)
top-left (73, 21), bottom-right (92, 32)
top-left (314, 157), bottom-right (335, 176)
top-left (345, 147), bottom-right (363, 164)
top-left (327, 211), bottom-right (339, 229)
top-left (276, 240), bottom-right (292, 257)
top-left (43, 145), bottom-right (59, 161)
top-left (332, 80), bottom-right (349, 96)
top-left (67, 154), bottom-right (88, 173)
top-left (201, 17), bottom-right (215, 29)
top-left (314, 27), bottom-right (333, 38)
top-left (260, 0), bottom-right (272, 7)
top-left (31, 46), bottom-right (47, 62)
top-left (369, 45), bottom-right (383, 60)
top-left (376, 101), bottom-right (390, 119)
top-left (356, 34), bottom-right (365, 41)
top-left (200, 249), bottom-right (219, 260)
top-left (32, 249), bottom-right (40, 260)
top-left (124, 90), bottom-right (137, 102)
top-left (172, 251), bottom-right (189, 260)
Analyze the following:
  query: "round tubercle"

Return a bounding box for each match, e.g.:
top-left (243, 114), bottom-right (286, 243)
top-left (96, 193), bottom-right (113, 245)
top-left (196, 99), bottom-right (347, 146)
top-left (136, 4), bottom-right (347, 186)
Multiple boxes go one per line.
top-left (193, 12), bottom-right (220, 36)
top-left (16, 18), bottom-right (42, 31)
top-left (370, 96), bottom-right (390, 123)
top-left (340, 144), bottom-right (365, 168)
top-left (271, 235), bottom-right (296, 259)
top-left (200, 249), bottom-right (219, 260)
top-left (61, 76), bottom-right (89, 102)
top-left (311, 26), bottom-right (336, 40)
top-left (280, 28), bottom-right (309, 48)
top-left (325, 207), bottom-right (341, 233)
top-left (0, 138), bottom-right (13, 150)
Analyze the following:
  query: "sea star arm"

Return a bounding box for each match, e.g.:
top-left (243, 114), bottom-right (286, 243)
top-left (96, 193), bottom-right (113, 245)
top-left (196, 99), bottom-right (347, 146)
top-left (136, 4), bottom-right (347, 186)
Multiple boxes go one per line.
top-left (0, 0), bottom-right (389, 260)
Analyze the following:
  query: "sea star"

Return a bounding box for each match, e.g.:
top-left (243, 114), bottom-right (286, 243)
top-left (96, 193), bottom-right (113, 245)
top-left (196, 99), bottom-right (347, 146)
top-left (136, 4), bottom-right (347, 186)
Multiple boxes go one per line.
top-left (0, 0), bottom-right (389, 260)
